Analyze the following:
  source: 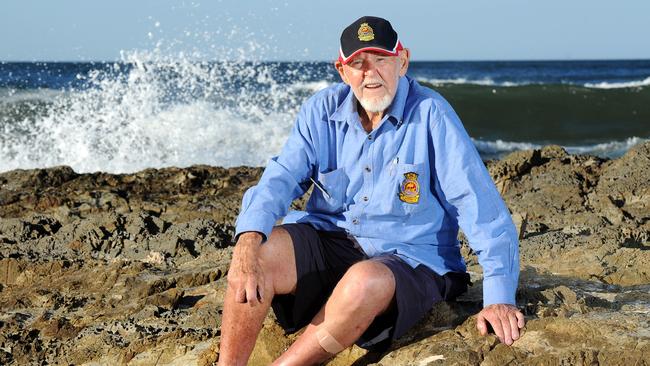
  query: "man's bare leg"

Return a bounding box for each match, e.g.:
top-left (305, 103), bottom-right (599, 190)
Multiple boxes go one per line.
top-left (273, 260), bottom-right (396, 365)
top-left (218, 227), bottom-right (298, 366)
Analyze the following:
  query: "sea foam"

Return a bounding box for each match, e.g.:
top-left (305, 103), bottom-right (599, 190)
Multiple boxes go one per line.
top-left (473, 137), bottom-right (647, 159)
top-left (423, 76), bottom-right (650, 89)
top-left (584, 76), bottom-right (650, 89)
top-left (0, 51), bottom-right (318, 173)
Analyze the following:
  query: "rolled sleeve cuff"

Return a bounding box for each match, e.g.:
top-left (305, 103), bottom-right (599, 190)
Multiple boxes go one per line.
top-left (482, 275), bottom-right (517, 307)
top-left (235, 210), bottom-right (276, 243)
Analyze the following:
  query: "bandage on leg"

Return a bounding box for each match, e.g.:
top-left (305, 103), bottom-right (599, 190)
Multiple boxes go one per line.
top-left (316, 328), bottom-right (345, 354)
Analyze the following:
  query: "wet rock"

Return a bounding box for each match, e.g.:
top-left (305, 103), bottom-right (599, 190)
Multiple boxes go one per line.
top-left (0, 166), bottom-right (77, 193)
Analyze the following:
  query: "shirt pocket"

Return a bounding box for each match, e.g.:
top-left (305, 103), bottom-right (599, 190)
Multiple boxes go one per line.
top-left (307, 168), bottom-right (349, 214)
top-left (383, 162), bottom-right (429, 216)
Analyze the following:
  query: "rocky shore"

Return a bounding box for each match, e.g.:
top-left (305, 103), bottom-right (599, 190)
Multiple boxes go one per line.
top-left (1, 142), bottom-right (648, 365)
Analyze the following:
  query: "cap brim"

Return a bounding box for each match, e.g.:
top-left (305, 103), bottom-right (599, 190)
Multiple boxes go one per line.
top-left (338, 41), bottom-right (403, 65)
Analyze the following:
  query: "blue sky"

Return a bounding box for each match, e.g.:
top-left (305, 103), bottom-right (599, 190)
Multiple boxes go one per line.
top-left (1, 0), bottom-right (649, 61)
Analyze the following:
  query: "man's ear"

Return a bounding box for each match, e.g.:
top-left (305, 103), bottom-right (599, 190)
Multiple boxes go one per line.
top-left (398, 48), bottom-right (410, 77)
top-left (334, 60), bottom-right (350, 84)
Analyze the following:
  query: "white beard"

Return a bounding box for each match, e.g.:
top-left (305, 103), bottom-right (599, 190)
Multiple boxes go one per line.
top-left (358, 93), bottom-right (394, 113)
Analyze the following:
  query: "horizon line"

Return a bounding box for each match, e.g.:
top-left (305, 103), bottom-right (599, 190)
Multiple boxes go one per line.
top-left (2, 57), bottom-right (650, 64)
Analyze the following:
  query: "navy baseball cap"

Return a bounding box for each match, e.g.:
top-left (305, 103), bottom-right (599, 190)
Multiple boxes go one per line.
top-left (338, 16), bottom-right (403, 65)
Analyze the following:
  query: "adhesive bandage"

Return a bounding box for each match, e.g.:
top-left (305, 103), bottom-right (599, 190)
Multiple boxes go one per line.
top-left (316, 328), bottom-right (345, 354)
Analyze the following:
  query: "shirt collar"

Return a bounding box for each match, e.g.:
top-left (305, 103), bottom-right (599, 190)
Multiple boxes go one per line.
top-left (330, 86), bottom-right (356, 122)
top-left (330, 76), bottom-right (410, 128)
top-left (385, 75), bottom-right (409, 126)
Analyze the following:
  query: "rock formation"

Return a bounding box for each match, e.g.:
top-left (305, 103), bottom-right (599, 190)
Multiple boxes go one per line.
top-left (1, 142), bottom-right (648, 365)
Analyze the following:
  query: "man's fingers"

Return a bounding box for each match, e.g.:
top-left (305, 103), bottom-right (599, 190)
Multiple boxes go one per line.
top-left (234, 287), bottom-right (246, 303)
top-left (245, 278), bottom-right (259, 306)
top-left (508, 312), bottom-right (521, 341)
top-left (476, 314), bottom-right (488, 336)
top-left (516, 310), bottom-right (525, 328)
top-left (256, 271), bottom-right (266, 302)
top-left (499, 317), bottom-right (514, 345)
top-left (489, 316), bottom-right (507, 344)
top-left (477, 305), bottom-right (526, 345)
top-left (257, 284), bottom-right (264, 302)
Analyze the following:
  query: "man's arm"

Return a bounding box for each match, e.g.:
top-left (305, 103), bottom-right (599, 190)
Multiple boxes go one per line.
top-left (235, 104), bottom-right (317, 241)
top-left (428, 100), bottom-right (524, 345)
top-left (228, 231), bottom-right (265, 305)
top-left (230, 105), bottom-right (317, 305)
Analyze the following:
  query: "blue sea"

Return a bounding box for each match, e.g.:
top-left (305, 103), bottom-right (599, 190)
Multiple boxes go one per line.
top-left (1, 57), bottom-right (649, 173)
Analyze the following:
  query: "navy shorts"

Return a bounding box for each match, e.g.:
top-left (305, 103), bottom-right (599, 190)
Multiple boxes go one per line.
top-left (271, 223), bottom-right (470, 350)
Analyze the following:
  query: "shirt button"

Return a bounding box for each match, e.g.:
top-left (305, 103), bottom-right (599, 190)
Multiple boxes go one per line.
top-left (362, 196), bottom-right (369, 202)
top-left (367, 135), bottom-right (373, 140)
top-left (352, 218), bottom-right (359, 225)
top-left (364, 166), bottom-right (371, 173)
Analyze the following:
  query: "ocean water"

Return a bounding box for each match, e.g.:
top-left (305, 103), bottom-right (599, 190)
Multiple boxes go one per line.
top-left (1, 56), bottom-right (649, 174)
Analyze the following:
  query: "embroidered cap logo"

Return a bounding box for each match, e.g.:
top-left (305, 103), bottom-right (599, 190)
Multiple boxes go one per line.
top-left (357, 22), bottom-right (375, 41)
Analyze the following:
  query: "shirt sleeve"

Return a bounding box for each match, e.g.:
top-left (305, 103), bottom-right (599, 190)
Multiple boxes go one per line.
top-left (235, 104), bottom-right (317, 242)
top-left (429, 100), bottom-right (520, 307)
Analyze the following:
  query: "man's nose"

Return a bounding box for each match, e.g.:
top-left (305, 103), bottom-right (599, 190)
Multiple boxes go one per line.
top-left (362, 61), bottom-right (379, 75)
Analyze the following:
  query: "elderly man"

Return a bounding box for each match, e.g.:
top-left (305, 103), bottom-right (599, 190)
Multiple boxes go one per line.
top-left (218, 16), bottom-right (524, 365)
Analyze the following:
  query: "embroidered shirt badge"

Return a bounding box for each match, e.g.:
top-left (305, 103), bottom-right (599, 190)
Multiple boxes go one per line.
top-left (399, 172), bottom-right (420, 204)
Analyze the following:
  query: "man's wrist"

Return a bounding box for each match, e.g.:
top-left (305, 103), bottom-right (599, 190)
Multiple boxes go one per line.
top-left (238, 231), bottom-right (264, 244)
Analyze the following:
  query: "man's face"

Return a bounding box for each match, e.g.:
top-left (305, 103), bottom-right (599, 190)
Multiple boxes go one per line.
top-left (335, 49), bottom-right (410, 113)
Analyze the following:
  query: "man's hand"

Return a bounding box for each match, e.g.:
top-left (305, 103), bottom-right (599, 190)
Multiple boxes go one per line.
top-left (227, 232), bottom-right (265, 306)
top-left (476, 303), bottom-right (525, 345)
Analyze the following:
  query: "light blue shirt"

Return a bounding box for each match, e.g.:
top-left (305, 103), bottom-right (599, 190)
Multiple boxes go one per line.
top-left (235, 76), bottom-right (519, 306)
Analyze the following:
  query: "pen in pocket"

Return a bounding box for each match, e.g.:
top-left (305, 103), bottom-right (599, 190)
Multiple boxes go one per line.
top-left (310, 177), bottom-right (332, 200)
top-left (389, 157), bottom-right (399, 175)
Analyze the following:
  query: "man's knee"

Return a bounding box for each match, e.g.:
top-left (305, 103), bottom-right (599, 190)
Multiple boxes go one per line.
top-left (335, 260), bottom-right (396, 314)
top-left (258, 226), bottom-right (297, 294)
